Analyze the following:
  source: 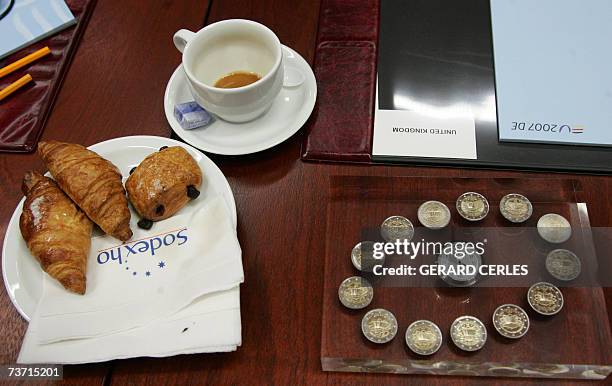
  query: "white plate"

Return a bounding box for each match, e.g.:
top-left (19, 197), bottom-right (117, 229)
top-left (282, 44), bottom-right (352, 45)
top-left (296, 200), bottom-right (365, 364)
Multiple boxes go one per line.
top-left (164, 45), bottom-right (317, 155)
top-left (2, 136), bottom-right (237, 321)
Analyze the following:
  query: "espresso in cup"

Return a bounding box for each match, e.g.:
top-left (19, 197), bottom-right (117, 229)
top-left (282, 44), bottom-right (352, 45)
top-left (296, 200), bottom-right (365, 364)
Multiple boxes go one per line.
top-left (174, 20), bottom-right (284, 122)
top-left (214, 71), bottom-right (261, 88)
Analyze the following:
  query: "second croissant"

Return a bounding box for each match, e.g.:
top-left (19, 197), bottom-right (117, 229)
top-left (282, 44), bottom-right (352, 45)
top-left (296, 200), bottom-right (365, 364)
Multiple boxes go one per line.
top-left (38, 140), bottom-right (133, 241)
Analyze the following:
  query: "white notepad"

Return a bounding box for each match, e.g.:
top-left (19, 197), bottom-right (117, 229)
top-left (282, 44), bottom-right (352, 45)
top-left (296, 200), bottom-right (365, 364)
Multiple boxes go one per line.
top-left (0, 0), bottom-right (76, 59)
top-left (491, 0), bottom-right (612, 147)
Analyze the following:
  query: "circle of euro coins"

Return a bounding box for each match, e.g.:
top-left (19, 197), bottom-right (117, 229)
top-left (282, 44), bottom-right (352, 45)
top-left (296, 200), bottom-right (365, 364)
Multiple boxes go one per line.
top-left (527, 282), bottom-right (564, 316)
top-left (450, 315), bottom-right (487, 352)
top-left (418, 200), bottom-right (451, 229)
top-left (338, 276), bottom-right (373, 310)
top-left (361, 308), bottom-right (398, 344)
top-left (492, 304), bottom-right (530, 339)
top-left (537, 213), bottom-right (572, 244)
top-left (500, 193), bottom-right (533, 223)
top-left (546, 249), bottom-right (581, 281)
top-left (340, 189), bottom-right (576, 356)
top-left (456, 192), bottom-right (489, 221)
top-left (405, 320), bottom-right (443, 355)
top-left (380, 215), bottom-right (414, 242)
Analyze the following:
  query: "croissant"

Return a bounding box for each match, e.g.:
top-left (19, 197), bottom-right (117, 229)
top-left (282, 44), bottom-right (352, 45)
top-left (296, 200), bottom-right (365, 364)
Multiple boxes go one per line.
top-left (38, 140), bottom-right (132, 241)
top-left (19, 172), bottom-right (93, 294)
top-left (126, 146), bottom-right (202, 228)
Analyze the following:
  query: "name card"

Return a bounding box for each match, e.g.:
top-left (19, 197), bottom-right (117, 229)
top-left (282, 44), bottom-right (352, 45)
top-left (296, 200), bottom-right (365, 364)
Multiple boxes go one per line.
top-left (373, 109), bottom-right (477, 160)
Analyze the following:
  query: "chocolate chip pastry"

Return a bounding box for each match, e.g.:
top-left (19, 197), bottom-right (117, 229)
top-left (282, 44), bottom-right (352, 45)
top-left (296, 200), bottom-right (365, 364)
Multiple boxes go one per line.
top-left (126, 146), bottom-right (203, 229)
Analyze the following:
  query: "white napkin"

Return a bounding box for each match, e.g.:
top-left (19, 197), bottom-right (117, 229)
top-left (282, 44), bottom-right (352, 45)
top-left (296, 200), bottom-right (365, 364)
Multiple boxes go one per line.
top-left (34, 195), bottom-right (243, 343)
top-left (18, 286), bottom-right (242, 364)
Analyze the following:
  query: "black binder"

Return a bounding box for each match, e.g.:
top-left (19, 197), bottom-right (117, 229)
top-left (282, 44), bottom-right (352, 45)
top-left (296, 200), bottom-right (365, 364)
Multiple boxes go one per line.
top-left (375, 0), bottom-right (612, 173)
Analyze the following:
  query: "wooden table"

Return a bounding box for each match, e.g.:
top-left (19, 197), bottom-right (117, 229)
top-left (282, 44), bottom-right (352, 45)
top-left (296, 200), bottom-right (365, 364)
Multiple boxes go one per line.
top-left (0, 0), bottom-right (610, 384)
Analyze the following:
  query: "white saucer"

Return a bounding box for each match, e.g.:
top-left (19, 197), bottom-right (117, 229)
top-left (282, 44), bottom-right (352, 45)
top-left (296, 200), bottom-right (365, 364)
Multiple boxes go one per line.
top-left (164, 45), bottom-right (317, 155)
top-left (2, 136), bottom-right (237, 321)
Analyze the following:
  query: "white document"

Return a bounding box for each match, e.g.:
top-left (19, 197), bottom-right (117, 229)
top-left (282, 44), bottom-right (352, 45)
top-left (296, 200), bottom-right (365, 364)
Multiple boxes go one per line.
top-left (492, 0), bottom-right (612, 146)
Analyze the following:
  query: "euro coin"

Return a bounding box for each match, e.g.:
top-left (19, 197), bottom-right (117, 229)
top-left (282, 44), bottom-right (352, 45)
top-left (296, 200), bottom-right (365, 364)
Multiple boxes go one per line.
top-left (527, 282), bottom-right (563, 316)
top-left (456, 192), bottom-right (489, 221)
top-left (500, 193), bottom-right (533, 223)
top-left (338, 276), bottom-right (373, 310)
top-left (351, 241), bottom-right (385, 272)
top-left (380, 215), bottom-right (414, 242)
top-left (546, 249), bottom-right (581, 281)
top-left (492, 304), bottom-right (529, 339)
top-left (450, 315), bottom-right (487, 351)
top-left (418, 201), bottom-right (451, 229)
top-left (537, 213), bottom-right (571, 244)
top-left (405, 320), bottom-right (443, 355)
top-left (361, 308), bottom-right (398, 344)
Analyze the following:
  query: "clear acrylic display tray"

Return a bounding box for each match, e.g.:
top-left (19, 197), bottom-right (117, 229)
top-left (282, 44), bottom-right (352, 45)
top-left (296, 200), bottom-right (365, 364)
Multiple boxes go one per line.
top-left (321, 176), bottom-right (612, 380)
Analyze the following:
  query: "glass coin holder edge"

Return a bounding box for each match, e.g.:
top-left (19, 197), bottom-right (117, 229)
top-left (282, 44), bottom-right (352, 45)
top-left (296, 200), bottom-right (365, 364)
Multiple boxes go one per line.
top-left (321, 176), bottom-right (612, 380)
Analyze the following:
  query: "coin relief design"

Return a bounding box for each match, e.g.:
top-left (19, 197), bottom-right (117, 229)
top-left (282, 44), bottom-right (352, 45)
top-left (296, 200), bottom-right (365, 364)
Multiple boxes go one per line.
top-left (492, 304), bottom-right (530, 339)
top-left (338, 276), bottom-right (373, 310)
top-left (418, 201), bottom-right (451, 229)
top-left (500, 193), bottom-right (533, 223)
top-left (456, 192), bottom-right (489, 221)
top-left (405, 320), bottom-right (443, 355)
top-left (537, 213), bottom-right (572, 244)
top-left (380, 215), bottom-right (415, 242)
top-left (450, 316), bottom-right (487, 351)
top-left (527, 282), bottom-right (564, 315)
top-left (361, 308), bottom-right (398, 344)
top-left (546, 249), bottom-right (581, 281)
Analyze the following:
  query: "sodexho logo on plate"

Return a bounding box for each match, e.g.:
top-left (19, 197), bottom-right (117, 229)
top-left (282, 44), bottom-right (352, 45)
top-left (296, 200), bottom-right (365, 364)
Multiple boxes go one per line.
top-left (510, 121), bottom-right (585, 135)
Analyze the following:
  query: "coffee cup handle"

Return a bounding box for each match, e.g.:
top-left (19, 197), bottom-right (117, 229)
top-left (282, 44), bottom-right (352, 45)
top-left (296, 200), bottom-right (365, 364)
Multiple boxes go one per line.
top-left (281, 47), bottom-right (305, 88)
top-left (173, 29), bottom-right (196, 53)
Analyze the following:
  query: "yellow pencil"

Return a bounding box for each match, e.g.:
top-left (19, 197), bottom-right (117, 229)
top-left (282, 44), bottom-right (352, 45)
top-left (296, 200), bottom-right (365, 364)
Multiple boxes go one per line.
top-left (0, 74), bottom-right (33, 101)
top-left (0, 47), bottom-right (51, 78)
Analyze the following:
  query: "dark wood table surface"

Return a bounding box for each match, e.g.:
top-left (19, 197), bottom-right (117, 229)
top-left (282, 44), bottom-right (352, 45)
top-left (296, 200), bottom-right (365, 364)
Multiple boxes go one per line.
top-left (0, 0), bottom-right (610, 385)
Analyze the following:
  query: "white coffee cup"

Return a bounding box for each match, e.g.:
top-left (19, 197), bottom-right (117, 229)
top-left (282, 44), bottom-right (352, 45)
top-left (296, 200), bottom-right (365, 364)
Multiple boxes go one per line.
top-left (173, 19), bottom-right (284, 123)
